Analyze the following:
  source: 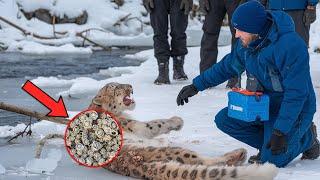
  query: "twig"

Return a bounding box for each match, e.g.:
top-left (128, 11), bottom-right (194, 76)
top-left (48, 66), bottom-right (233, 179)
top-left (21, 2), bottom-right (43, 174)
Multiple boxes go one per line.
top-left (52, 16), bottom-right (56, 38)
top-left (76, 32), bottom-right (111, 51)
top-left (7, 116), bottom-right (33, 143)
top-left (113, 13), bottom-right (131, 26)
top-left (78, 28), bottom-right (108, 34)
top-left (0, 15), bottom-right (64, 40)
top-left (0, 16), bottom-right (112, 50)
top-left (0, 102), bottom-right (69, 125)
top-left (82, 31), bottom-right (87, 47)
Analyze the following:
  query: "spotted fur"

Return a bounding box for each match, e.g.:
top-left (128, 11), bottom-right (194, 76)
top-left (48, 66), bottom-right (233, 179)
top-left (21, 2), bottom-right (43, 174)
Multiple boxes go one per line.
top-left (35, 82), bottom-right (278, 180)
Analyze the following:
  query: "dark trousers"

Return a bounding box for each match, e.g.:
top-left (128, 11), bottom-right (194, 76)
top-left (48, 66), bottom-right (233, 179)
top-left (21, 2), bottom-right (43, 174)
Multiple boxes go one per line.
top-left (150, 0), bottom-right (188, 63)
top-left (286, 10), bottom-right (310, 46)
top-left (200, 0), bottom-right (241, 73)
top-left (215, 107), bottom-right (314, 167)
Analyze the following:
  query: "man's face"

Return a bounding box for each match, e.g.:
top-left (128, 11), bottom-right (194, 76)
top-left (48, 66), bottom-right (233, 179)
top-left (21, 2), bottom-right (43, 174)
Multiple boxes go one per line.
top-left (235, 29), bottom-right (258, 47)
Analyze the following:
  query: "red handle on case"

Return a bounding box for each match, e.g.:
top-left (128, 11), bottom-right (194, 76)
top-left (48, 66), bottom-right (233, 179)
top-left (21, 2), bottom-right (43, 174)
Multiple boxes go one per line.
top-left (232, 88), bottom-right (263, 96)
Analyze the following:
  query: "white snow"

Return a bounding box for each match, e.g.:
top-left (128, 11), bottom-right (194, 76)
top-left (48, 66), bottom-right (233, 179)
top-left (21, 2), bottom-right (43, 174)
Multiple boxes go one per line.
top-left (25, 148), bottom-right (62, 174)
top-left (309, 7), bottom-right (320, 52)
top-left (0, 164), bottom-right (5, 175)
top-left (0, 42), bottom-right (319, 179)
top-left (0, 1), bottom-right (319, 179)
top-left (7, 41), bottom-right (92, 54)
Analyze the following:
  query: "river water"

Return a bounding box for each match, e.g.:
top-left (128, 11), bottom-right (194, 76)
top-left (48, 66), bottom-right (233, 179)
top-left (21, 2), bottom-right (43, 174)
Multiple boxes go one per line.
top-left (0, 49), bottom-right (147, 126)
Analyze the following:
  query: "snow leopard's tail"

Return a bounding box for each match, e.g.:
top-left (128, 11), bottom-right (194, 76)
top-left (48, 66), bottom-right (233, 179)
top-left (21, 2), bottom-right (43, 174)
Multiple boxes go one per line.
top-left (144, 161), bottom-right (278, 180)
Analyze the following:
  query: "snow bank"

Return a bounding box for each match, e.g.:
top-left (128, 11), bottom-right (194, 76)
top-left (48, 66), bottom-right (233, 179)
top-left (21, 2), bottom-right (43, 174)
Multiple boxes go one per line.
top-left (17, 0), bottom-right (88, 19)
top-left (0, 124), bottom-right (29, 138)
top-left (7, 41), bottom-right (92, 54)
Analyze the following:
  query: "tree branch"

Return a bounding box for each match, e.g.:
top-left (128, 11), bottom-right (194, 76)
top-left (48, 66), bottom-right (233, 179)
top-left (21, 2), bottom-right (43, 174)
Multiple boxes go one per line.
top-left (0, 102), bottom-right (69, 125)
top-left (0, 16), bottom-right (64, 40)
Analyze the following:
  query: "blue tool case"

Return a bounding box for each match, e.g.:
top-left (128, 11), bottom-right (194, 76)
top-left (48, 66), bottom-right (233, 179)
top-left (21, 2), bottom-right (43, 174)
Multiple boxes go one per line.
top-left (227, 90), bottom-right (269, 122)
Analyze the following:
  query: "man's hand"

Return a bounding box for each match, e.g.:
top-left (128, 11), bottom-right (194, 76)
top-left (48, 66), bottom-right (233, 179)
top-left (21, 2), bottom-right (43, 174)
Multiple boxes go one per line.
top-left (199, 0), bottom-right (210, 15)
top-left (143, 0), bottom-right (154, 13)
top-left (177, 84), bottom-right (199, 106)
top-left (266, 129), bottom-right (288, 155)
top-left (180, 0), bottom-right (193, 15)
top-left (303, 5), bottom-right (316, 25)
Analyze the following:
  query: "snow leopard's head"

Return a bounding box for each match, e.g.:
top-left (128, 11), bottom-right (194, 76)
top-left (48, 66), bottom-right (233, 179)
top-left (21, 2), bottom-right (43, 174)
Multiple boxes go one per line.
top-left (88, 82), bottom-right (135, 115)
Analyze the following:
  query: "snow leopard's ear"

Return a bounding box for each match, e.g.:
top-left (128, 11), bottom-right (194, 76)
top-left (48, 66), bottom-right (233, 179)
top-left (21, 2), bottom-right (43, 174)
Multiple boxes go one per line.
top-left (92, 96), bottom-right (103, 106)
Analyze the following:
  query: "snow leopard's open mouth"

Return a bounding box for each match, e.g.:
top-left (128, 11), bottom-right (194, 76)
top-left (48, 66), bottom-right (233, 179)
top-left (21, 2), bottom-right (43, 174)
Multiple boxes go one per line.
top-left (123, 94), bottom-right (134, 106)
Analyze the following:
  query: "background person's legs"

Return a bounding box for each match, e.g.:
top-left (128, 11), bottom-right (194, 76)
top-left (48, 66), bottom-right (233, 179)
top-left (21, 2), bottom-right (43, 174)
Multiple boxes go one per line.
top-left (200, 0), bottom-right (242, 88)
top-left (200, 0), bottom-right (226, 73)
top-left (170, 0), bottom-right (189, 80)
top-left (286, 10), bottom-right (310, 46)
top-left (225, 0), bottom-right (242, 88)
top-left (150, 0), bottom-right (170, 84)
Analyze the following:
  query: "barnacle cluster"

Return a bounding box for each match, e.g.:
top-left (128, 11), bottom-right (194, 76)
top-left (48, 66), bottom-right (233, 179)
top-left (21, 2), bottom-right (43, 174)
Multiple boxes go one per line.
top-left (65, 110), bottom-right (122, 167)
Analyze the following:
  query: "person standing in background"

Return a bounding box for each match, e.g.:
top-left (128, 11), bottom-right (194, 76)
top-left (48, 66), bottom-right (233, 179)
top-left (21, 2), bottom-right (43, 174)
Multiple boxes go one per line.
top-left (265, 0), bottom-right (318, 46)
top-left (143, 0), bottom-right (193, 85)
top-left (198, 0), bottom-right (246, 88)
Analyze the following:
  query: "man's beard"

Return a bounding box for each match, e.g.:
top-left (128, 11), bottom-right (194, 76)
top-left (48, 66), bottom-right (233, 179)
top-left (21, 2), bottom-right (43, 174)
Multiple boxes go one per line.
top-left (240, 35), bottom-right (259, 48)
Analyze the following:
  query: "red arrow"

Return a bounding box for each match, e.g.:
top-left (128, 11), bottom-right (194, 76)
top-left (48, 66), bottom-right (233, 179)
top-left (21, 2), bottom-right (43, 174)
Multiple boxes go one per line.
top-left (22, 80), bottom-right (68, 118)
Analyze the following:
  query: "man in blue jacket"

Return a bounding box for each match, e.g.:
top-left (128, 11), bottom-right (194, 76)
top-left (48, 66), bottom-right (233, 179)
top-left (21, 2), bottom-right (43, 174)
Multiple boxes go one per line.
top-left (266, 0), bottom-right (318, 45)
top-left (176, 1), bottom-right (319, 167)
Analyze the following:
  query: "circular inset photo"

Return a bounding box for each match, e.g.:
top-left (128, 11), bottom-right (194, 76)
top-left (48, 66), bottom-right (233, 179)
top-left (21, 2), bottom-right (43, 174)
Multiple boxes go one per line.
top-left (64, 109), bottom-right (123, 168)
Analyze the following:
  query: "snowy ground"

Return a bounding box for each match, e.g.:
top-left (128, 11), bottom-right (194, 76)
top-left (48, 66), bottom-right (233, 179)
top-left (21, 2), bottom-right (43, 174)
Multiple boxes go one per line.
top-left (0, 43), bottom-right (319, 179)
top-left (0, 1), bottom-right (319, 180)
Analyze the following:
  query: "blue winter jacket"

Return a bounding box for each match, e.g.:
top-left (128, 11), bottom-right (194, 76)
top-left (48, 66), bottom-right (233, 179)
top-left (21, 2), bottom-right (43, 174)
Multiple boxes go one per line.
top-left (193, 11), bottom-right (316, 134)
top-left (267, 0), bottom-right (318, 10)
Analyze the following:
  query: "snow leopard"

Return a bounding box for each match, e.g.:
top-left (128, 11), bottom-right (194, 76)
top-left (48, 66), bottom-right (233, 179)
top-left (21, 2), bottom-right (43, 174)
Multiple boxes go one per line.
top-left (35, 82), bottom-right (278, 180)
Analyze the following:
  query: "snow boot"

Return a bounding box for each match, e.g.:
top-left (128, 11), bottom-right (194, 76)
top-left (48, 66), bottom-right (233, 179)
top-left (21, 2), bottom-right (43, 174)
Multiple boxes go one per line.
top-left (154, 61), bottom-right (170, 85)
top-left (301, 123), bottom-right (320, 160)
top-left (173, 56), bottom-right (188, 81)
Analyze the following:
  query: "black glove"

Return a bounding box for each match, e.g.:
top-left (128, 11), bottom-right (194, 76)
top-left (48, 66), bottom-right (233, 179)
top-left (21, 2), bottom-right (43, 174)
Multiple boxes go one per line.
top-left (176, 84), bottom-right (199, 106)
top-left (266, 129), bottom-right (288, 155)
top-left (303, 6), bottom-right (317, 25)
top-left (180, 0), bottom-right (193, 15)
top-left (143, 0), bottom-right (154, 13)
top-left (199, 0), bottom-right (210, 16)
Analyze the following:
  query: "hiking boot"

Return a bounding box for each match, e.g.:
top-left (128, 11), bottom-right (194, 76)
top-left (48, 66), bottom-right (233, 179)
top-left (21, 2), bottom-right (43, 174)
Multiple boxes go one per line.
top-left (226, 76), bottom-right (241, 89)
top-left (154, 61), bottom-right (170, 85)
top-left (248, 151), bottom-right (262, 164)
top-left (301, 123), bottom-right (320, 160)
top-left (173, 56), bottom-right (188, 81)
